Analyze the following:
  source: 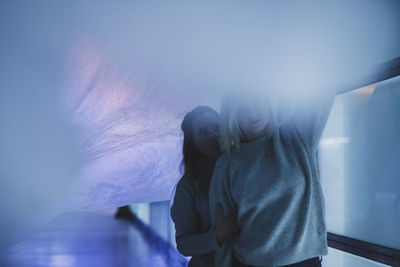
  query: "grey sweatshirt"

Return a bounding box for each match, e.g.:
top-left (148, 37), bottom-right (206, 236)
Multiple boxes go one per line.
top-left (209, 91), bottom-right (336, 266)
top-left (171, 158), bottom-right (220, 267)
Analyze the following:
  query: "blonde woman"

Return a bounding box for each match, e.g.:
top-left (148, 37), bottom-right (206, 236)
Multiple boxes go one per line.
top-left (209, 88), bottom-right (336, 267)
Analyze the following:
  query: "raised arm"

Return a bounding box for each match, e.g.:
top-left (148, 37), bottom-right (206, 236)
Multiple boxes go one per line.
top-left (170, 178), bottom-right (219, 256)
top-left (283, 86), bottom-right (337, 152)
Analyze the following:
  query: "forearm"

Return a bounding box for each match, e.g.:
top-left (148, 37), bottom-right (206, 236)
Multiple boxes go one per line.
top-left (176, 227), bottom-right (219, 256)
top-left (214, 238), bottom-right (235, 267)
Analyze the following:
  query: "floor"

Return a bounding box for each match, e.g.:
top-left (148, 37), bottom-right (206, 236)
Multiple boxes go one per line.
top-left (1, 210), bottom-right (187, 267)
top-left (0, 209), bottom-right (390, 267)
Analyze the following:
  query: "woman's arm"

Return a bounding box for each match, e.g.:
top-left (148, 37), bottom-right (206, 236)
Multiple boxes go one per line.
top-left (282, 86), bottom-right (338, 152)
top-left (209, 155), bottom-right (237, 235)
top-left (170, 178), bottom-right (219, 256)
top-left (215, 203), bottom-right (240, 244)
top-left (209, 155), bottom-right (238, 267)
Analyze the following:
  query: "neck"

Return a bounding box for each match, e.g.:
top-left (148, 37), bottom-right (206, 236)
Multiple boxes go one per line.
top-left (241, 128), bottom-right (267, 143)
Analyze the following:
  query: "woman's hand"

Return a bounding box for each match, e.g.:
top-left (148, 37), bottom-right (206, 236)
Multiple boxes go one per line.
top-left (215, 203), bottom-right (240, 244)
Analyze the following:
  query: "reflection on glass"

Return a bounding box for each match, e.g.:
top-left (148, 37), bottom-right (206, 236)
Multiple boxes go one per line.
top-left (320, 75), bottom-right (400, 250)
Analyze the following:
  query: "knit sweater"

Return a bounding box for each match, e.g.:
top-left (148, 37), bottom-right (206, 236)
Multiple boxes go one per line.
top-left (171, 158), bottom-right (220, 267)
top-left (209, 91), bottom-right (335, 266)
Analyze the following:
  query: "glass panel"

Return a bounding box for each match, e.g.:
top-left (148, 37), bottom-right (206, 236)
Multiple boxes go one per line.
top-left (131, 202), bottom-right (176, 245)
top-left (150, 201), bottom-right (171, 241)
top-left (320, 75), bottom-right (400, 249)
top-left (130, 203), bottom-right (150, 225)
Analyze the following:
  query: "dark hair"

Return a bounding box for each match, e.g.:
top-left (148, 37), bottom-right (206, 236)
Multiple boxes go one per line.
top-left (180, 105), bottom-right (219, 180)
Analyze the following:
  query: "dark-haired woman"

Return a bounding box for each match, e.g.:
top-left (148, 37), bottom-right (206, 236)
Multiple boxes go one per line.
top-left (171, 106), bottom-right (239, 267)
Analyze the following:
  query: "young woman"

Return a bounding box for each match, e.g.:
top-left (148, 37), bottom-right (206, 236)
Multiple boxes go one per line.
top-left (171, 105), bottom-right (239, 267)
top-left (209, 88), bottom-right (336, 267)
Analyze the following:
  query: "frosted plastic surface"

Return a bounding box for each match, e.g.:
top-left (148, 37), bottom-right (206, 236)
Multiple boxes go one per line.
top-left (0, 0), bottom-right (399, 247)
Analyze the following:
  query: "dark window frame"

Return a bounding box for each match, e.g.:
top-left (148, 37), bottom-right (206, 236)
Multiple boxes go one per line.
top-left (337, 57), bottom-right (400, 95)
top-left (327, 233), bottom-right (400, 266)
top-left (326, 57), bottom-right (400, 266)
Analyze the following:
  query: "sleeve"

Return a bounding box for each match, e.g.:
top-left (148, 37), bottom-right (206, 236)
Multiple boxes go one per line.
top-left (286, 87), bottom-right (337, 152)
top-left (170, 178), bottom-right (219, 256)
top-left (209, 155), bottom-right (237, 267)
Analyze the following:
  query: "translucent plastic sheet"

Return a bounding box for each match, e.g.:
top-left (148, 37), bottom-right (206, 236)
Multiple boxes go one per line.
top-left (0, 0), bottom-right (399, 248)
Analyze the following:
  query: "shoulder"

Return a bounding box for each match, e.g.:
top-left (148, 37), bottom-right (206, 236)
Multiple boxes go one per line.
top-left (210, 153), bottom-right (231, 186)
top-left (214, 153), bottom-right (231, 171)
top-left (175, 175), bottom-right (195, 195)
top-left (276, 120), bottom-right (303, 145)
top-left (171, 175), bottom-right (196, 215)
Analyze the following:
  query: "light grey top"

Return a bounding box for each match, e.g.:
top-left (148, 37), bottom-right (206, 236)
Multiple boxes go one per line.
top-left (171, 158), bottom-right (220, 267)
top-left (209, 91), bottom-right (336, 266)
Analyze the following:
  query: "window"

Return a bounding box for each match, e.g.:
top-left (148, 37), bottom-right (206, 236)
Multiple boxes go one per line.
top-left (320, 57), bottom-right (400, 266)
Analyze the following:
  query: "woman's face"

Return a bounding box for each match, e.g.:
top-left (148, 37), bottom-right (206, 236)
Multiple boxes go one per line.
top-left (237, 98), bottom-right (269, 142)
top-left (192, 112), bottom-right (221, 158)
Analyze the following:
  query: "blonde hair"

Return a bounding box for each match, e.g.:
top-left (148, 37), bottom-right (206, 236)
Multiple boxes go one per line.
top-left (219, 89), bottom-right (277, 153)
